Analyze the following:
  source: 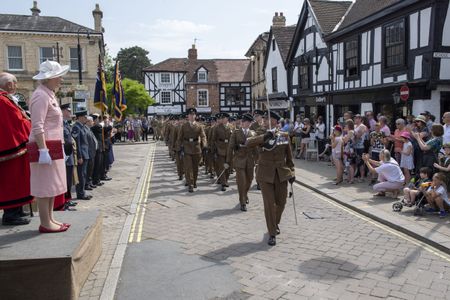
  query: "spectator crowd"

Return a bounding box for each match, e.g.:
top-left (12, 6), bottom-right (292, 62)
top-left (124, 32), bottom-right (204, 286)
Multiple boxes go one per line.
top-left (279, 110), bottom-right (450, 218)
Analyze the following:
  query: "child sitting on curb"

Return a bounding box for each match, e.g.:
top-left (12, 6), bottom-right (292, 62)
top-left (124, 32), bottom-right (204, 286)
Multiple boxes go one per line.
top-left (402, 167), bottom-right (433, 206)
top-left (424, 172), bottom-right (449, 218)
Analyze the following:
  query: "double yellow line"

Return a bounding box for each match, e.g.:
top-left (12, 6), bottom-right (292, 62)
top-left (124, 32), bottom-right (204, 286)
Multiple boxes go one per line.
top-left (128, 144), bottom-right (156, 243)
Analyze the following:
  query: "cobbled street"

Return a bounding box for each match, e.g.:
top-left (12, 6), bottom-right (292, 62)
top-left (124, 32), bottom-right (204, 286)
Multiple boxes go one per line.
top-left (112, 142), bottom-right (450, 300)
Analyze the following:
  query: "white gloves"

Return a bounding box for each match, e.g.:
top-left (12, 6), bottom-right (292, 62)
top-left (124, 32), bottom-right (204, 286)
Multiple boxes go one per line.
top-left (38, 149), bottom-right (52, 165)
top-left (224, 163), bottom-right (230, 169)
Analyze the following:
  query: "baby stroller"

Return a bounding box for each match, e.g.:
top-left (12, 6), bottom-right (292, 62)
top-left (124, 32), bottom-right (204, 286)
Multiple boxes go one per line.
top-left (392, 181), bottom-right (431, 216)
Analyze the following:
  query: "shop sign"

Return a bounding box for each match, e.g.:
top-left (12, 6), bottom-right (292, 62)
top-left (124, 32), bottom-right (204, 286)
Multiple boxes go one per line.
top-left (268, 100), bottom-right (289, 109)
top-left (315, 96), bottom-right (326, 103)
top-left (433, 52), bottom-right (450, 59)
top-left (148, 105), bottom-right (182, 115)
top-left (196, 107), bottom-right (212, 113)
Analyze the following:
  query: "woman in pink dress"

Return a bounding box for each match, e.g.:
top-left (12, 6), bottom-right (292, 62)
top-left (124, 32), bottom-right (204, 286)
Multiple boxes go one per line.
top-left (29, 61), bottom-right (70, 233)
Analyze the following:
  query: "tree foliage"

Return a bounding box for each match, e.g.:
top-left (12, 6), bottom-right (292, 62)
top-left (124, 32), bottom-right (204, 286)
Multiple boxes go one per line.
top-left (115, 46), bottom-right (152, 83)
top-left (106, 79), bottom-right (154, 117)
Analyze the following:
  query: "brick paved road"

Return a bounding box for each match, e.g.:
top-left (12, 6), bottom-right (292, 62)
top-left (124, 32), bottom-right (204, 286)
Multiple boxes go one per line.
top-left (116, 143), bottom-right (450, 300)
top-left (77, 143), bottom-right (151, 300)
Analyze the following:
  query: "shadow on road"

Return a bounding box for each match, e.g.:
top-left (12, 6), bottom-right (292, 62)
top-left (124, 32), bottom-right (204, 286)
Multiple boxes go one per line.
top-left (197, 205), bottom-right (242, 220)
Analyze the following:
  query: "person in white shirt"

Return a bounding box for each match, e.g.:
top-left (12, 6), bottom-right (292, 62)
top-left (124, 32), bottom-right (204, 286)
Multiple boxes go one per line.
top-left (442, 112), bottom-right (450, 145)
top-left (363, 149), bottom-right (405, 198)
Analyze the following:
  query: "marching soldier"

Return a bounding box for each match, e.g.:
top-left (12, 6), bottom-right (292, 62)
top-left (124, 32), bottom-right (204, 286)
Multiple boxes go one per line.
top-left (72, 110), bottom-right (92, 200)
top-left (227, 113), bottom-right (257, 211)
top-left (177, 108), bottom-right (207, 193)
top-left (165, 115), bottom-right (175, 160)
top-left (171, 115), bottom-right (184, 180)
top-left (206, 116), bottom-right (217, 178)
top-left (250, 109), bottom-right (266, 190)
top-left (211, 112), bottom-right (233, 191)
top-left (246, 111), bottom-right (295, 246)
top-left (151, 117), bottom-right (158, 140)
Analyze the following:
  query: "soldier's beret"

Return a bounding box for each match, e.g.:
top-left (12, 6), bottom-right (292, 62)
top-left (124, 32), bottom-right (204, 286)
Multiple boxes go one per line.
top-left (215, 113), bottom-right (222, 119)
top-left (60, 103), bottom-right (71, 111)
top-left (210, 116), bottom-right (217, 122)
top-left (229, 116), bottom-right (236, 122)
top-left (221, 112), bottom-right (230, 119)
top-left (264, 111), bottom-right (281, 121)
top-left (187, 107), bottom-right (197, 114)
top-left (241, 113), bottom-right (254, 122)
top-left (75, 110), bottom-right (88, 117)
top-left (236, 115), bottom-right (243, 120)
top-left (253, 109), bottom-right (264, 116)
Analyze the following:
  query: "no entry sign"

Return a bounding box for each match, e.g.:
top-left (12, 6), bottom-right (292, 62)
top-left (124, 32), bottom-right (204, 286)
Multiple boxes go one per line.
top-left (400, 85), bottom-right (409, 101)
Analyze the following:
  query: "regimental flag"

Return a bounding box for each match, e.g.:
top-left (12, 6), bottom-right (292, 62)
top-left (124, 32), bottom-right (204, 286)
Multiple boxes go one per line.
top-left (93, 55), bottom-right (108, 112)
top-left (112, 60), bottom-right (127, 121)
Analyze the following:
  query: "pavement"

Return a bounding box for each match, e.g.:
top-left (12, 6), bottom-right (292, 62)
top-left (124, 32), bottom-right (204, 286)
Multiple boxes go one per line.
top-left (113, 142), bottom-right (450, 300)
top-left (292, 158), bottom-right (450, 254)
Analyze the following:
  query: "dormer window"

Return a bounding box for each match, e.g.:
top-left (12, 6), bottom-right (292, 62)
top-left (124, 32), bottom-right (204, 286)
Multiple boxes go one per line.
top-left (198, 70), bottom-right (207, 82)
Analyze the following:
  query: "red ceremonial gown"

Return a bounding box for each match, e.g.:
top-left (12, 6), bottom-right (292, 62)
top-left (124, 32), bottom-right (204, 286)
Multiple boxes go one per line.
top-left (0, 90), bottom-right (33, 209)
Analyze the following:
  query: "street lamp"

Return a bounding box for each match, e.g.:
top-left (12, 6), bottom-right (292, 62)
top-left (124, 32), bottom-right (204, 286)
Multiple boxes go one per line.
top-left (77, 28), bottom-right (91, 84)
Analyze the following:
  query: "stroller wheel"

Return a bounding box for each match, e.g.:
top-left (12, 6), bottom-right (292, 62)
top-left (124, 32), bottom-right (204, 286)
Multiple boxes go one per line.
top-left (392, 202), bottom-right (403, 212)
top-left (414, 207), bottom-right (424, 216)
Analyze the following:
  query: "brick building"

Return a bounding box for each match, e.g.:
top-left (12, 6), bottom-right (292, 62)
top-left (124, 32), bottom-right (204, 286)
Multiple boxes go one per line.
top-left (143, 45), bottom-right (251, 116)
top-left (0, 1), bottom-right (105, 112)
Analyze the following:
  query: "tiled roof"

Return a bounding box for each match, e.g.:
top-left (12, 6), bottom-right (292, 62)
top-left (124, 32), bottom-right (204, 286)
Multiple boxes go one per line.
top-left (143, 58), bottom-right (250, 83)
top-left (0, 14), bottom-right (95, 33)
top-left (245, 32), bottom-right (269, 57)
top-left (272, 25), bottom-right (296, 64)
top-left (308, 0), bottom-right (352, 34)
top-left (215, 60), bottom-right (250, 82)
top-left (338, 0), bottom-right (402, 29)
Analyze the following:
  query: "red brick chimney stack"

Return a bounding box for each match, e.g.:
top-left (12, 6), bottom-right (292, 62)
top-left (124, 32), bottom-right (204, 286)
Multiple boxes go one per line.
top-left (188, 44), bottom-right (198, 60)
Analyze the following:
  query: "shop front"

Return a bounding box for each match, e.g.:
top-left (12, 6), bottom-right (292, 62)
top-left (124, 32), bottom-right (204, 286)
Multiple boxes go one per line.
top-left (331, 83), bottom-right (429, 127)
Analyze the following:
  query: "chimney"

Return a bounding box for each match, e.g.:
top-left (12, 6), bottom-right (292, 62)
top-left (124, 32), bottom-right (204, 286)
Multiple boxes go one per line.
top-left (92, 3), bottom-right (104, 32)
top-left (188, 44), bottom-right (197, 60)
top-left (30, 1), bottom-right (41, 16)
top-left (272, 12), bottom-right (286, 27)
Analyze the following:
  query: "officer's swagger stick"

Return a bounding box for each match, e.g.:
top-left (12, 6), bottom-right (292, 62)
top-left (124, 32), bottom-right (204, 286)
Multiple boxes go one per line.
top-left (289, 183), bottom-right (298, 225)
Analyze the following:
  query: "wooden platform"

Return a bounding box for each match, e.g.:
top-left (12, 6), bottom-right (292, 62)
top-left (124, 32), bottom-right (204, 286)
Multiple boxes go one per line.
top-left (0, 211), bottom-right (102, 300)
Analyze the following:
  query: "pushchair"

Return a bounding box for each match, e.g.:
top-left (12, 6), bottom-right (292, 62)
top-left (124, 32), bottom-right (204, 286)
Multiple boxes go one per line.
top-left (392, 181), bottom-right (431, 216)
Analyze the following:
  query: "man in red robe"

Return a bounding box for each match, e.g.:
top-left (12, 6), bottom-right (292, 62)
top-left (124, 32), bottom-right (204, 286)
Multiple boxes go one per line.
top-left (0, 72), bottom-right (33, 225)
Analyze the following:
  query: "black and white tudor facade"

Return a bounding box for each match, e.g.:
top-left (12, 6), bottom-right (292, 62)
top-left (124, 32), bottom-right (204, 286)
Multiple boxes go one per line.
top-left (285, 0), bottom-right (450, 130)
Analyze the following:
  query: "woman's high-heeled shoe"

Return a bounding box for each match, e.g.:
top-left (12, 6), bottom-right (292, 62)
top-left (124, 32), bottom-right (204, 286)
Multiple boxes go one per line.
top-left (39, 224), bottom-right (68, 233)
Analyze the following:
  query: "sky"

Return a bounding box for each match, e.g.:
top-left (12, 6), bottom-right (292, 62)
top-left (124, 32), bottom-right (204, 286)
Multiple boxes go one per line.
top-left (3, 0), bottom-right (306, 63)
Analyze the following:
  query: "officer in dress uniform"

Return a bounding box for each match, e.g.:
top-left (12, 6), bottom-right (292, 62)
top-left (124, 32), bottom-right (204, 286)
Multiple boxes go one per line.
top-left (72, 110), bottom-right (92, 200)
top-left (246, 111), bottom-right (295, 246)
top-left (91, 114), bottom-right (105, 187)
top-left (227, 113), bottom-right (257, 211)
top-left (211, 112), bottom-right (233, 191)
top-left (85, 116), bottom-right (98, 190)
top-left (176, 108), bottom-right (207, 192)
top-left (61, 103), bottom-right (77, 208)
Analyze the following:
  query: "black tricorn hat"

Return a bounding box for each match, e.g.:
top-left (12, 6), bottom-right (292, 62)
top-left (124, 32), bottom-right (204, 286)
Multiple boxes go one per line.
top-left (264, 110), bottom-right (281, 121)
top-left (241, 113), bottom-right (254, 122)
top-left (187, 107), bottom-right (197, 114)
top-left (75, 110), bottom-right (88, 117)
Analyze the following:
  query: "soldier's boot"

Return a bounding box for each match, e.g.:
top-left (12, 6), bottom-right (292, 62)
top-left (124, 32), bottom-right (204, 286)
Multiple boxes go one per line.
top-left (221, 184), bottom-right (226, 191)
top-left (188, 185), bottom-right (194, 193)
top-left (268, 236), bottom-right (276, 246)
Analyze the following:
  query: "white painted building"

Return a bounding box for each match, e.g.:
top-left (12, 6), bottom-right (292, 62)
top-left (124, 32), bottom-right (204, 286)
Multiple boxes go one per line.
top-left (263, 12), bottom-right (296, 119)
top-left (286, 0), bottom-right (352, 134)
top-left (324, 0), bottom-right (450, 122)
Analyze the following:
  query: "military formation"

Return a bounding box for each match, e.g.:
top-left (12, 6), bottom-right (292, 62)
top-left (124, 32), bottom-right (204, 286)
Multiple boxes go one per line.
top-left (156, 108), bottom-right (296, 246)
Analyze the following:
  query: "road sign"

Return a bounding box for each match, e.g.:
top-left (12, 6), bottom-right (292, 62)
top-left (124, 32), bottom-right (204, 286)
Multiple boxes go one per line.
top-left (400, 85), bottom-right (409, 101)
